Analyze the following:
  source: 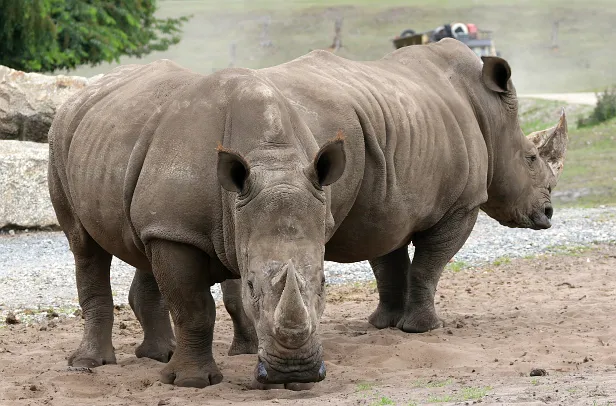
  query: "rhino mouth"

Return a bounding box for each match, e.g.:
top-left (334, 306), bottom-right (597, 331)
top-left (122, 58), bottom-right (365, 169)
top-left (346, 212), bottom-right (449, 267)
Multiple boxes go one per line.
top-left (530, 204), bottom-right (553, 230)
top-left (255, 346), bottom-right (325, 384)
top-left (499, 204), bottom-right (553, 230)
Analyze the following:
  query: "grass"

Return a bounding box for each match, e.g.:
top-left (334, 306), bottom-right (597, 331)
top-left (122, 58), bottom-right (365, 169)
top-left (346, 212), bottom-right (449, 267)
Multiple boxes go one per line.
top-left (371, 396), bottom-right (395, 406)
top-left (492, 256), bottom-right (511, 266)
top-left (446, 261), bottom-right (467, 273)
top-left (67, 0), bottom-right (616, 94)
top-left (427, 386), bottom-right (491, 403)
top-left (426, 378), bottom-right (454, 388)
top-left (553, 116), bottom-right (616, 207)
top-left (518, 99), bottom-right (592, 134)
top-left (357, 382), bottom-right (375, 391)
top-left (460, 386), bottom-right (491, 400)
top-left (412, 378), bottom-right (455, 388)
top-left (546, 244), bottom-right (595, 256)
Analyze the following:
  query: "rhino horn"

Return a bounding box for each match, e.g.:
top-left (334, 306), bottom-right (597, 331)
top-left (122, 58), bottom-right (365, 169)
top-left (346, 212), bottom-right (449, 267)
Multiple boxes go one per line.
top-left (527, 108), bottom-right (568, 181)
top-left (273, 261), bottom-right (311, 344)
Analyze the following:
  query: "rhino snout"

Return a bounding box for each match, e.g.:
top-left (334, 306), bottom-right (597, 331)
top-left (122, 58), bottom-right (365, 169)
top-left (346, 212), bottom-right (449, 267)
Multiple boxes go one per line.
top-left (255, 359), bottom-right (326, 384)
top-left (531, 204), bottom-right (553, 230)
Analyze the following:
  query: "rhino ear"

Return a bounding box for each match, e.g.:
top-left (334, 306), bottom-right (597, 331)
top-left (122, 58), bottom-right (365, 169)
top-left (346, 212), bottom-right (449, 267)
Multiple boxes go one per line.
top-left (527, 108), bottom-right (568, 181)
top-left (311, 131), bottom-right (346, 187)
top-left (217, 145), bottom-right (250, 193)
top-left (481, 56), bottom-right (511, 93)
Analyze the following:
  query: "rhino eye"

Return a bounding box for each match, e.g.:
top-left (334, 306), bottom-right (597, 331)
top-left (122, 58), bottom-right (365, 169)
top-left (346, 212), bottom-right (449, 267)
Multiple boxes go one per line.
top-left (247, 280), bottom-right (256, 298)
top-left (526, 154), bottom-right (537, 164)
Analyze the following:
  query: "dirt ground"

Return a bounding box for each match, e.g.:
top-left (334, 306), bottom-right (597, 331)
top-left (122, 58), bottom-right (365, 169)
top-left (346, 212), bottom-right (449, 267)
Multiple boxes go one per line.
top-left (1, 245), bottom-right (615, 406)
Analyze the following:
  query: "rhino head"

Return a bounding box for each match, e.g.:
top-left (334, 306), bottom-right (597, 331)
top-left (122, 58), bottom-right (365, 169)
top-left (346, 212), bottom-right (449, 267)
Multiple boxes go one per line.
top-left (215, 80), bottom-right (346, 385)
top-left (477, 56), bottom-right (568, 229)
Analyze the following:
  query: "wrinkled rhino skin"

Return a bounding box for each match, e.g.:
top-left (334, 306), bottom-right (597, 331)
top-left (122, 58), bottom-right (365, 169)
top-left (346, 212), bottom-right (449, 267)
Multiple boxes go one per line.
top-left (48, 38), bottom-right (567, 389)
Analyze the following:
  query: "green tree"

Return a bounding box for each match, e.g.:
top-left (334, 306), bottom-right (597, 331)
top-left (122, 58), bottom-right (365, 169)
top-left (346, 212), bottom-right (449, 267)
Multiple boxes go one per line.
top-left (0, 0), bottom-right (188, 72)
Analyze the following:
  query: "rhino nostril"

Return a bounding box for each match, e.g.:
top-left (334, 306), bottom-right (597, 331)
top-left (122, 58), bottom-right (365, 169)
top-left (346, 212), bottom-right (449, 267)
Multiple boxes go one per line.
top-left (544, 206), bottom-right (553, 219)
top-left (318, 361), bottom-right (327, 380)
top-left (255, 361), bottom-right (268, 382)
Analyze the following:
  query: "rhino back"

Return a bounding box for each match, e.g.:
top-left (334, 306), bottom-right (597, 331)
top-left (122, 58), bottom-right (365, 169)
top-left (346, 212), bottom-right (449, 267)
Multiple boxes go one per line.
top-left (263, 42), bottom-right (489, 262)
top-left (48, 60), bottom-right (205, 266)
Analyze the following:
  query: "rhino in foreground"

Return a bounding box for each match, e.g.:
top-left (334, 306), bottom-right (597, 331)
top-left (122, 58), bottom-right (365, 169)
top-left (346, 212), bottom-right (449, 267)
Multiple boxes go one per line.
top-left (48, 38), bottom-right (567, 389)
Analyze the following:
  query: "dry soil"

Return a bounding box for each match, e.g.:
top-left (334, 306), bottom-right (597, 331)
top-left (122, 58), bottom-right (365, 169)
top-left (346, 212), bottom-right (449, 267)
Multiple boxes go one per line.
top-left (1, 245), bottom-right (615, 405)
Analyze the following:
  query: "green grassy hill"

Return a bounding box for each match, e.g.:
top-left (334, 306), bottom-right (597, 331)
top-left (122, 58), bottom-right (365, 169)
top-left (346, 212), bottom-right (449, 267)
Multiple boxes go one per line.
top-left (69, 0), bottom-right (616, 93)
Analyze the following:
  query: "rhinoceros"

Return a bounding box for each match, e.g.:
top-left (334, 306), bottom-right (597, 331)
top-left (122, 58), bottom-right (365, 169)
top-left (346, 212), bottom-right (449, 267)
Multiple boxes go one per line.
top-left (48, 38), bottom-right (567, 389)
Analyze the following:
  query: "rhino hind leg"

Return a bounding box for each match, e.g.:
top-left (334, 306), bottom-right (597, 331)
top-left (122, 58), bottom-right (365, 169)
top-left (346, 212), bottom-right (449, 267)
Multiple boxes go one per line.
top-left (370, 208), bottom-right (480, 333)
top-left (129, 268), bottom-right (176, 363)
top-left (49, 170), bottom-right (117, 368)
top-left (221, 279), bottom-right (258, 355)
top-left (67, 234), bottom-right (116, 368)
top-left (148, 239), bottom-right (223, 388)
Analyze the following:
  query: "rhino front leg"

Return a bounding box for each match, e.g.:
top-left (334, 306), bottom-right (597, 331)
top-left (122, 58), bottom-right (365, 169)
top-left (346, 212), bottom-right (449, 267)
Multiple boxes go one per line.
top-left (369, 208), bottom-right (479, 333)
top-left (68, 239), bottom-right (116, 367)
top-left (221, 279), bottom-right (258, 355)
top-left (368, 246), bottom-right (410, 329)
top-left (128, 268), bottom-right (176, 363)
top-left (148, 239), bottom-right (223, 388)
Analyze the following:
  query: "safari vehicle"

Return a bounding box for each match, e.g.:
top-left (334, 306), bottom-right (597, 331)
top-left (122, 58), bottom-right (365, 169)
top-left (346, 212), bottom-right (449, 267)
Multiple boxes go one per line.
top-left (392, 22), bottom-right (500, 57)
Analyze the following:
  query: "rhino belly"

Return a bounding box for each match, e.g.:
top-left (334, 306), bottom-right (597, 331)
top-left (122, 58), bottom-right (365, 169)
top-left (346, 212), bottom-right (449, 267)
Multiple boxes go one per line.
top-left (63, 127), bottom-right (148, 268)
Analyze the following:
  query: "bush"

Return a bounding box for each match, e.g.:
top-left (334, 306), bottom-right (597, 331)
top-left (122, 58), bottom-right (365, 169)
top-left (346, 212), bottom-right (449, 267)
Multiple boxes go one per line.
top-left (0, 0), bottom-right (189, 73)
top-left (578, 87), bottom-right (616, 127)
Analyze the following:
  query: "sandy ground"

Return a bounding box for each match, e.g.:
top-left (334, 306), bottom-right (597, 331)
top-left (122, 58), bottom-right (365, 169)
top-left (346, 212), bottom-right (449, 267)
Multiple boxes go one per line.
top-left (1, 245), bottom-right (615, 406)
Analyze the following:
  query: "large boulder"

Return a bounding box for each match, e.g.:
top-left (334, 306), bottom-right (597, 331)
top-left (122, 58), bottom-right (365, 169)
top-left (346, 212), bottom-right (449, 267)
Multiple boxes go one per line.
top-left (0, 65), bottom-right (101, 143)
top-left (0, 140), bottom-right (57, 229)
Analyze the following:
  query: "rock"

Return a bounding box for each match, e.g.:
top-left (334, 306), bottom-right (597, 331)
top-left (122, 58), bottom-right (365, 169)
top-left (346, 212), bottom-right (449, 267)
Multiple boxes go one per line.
top-left (530, 368), bottom-right (548, 376)
top-left (0, 65), bottom-right (102, 143)
top-left (5, 311), bottom-right (20, 324)
top-left (0, 140), bottom-right (58, 228)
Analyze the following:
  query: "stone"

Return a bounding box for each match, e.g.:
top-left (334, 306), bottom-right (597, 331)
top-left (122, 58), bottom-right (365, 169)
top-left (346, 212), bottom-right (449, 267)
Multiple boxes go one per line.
top-left (0, 65), bottom-right (102, 143)
top-left (0, 140), bottom-right (58, 228)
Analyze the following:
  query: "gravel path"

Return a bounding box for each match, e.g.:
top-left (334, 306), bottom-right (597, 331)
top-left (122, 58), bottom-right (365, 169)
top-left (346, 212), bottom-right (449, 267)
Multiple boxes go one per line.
top-left (1, 207), bottom-right (614, 313)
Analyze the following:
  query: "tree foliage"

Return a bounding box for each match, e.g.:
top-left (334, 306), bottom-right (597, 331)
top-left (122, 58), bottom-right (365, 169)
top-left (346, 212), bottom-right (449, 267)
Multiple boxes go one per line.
top-left (0, 0), bottom-right (188, 72)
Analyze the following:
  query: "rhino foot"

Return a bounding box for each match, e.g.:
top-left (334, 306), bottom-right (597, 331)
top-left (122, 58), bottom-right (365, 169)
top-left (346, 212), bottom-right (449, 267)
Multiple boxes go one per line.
top-left (251, 379), bottom-right (315, 391)
top-left (135, 338), bottom-right (176, 363)
top-left (395, 308), bottom-right (443, 333)
top-left (159, 358), bottom-right (223, 388)
top-left (228, 334), bottom-right (258, 356)
top-left (369, 304), bottom-right (443, 333)
top-left (368, 304), bottom-right (403, 329)
top-left (68, 343), bottom-right (116, 368)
